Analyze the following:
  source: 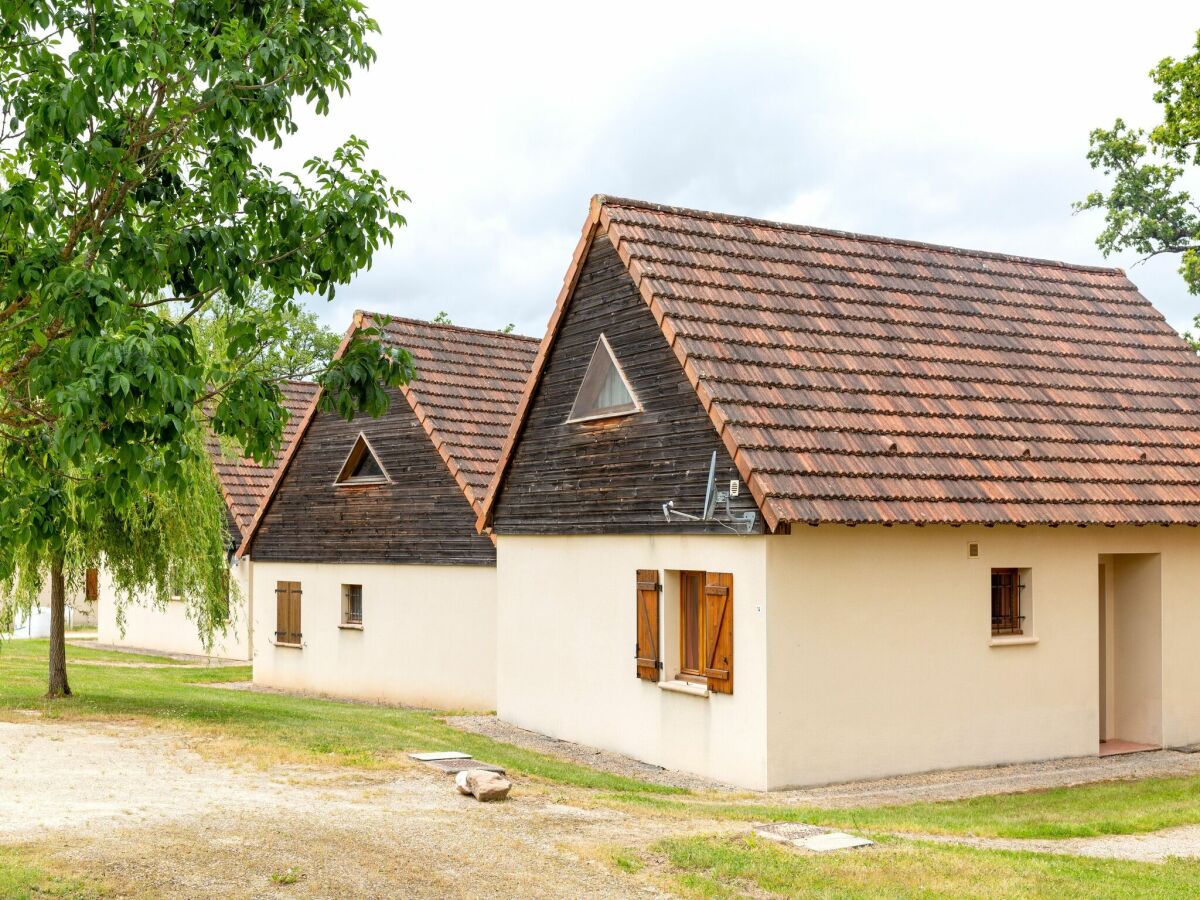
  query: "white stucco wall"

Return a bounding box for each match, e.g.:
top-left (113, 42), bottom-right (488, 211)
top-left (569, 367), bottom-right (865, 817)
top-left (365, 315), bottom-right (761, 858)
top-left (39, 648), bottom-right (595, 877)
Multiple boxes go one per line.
top-left (494, 525), bottom-right (1200, 791)
top-left (96, 560), bottom-right (252, 660)
top-left (765, 525), bottom-right (1200, 788)
top-left (250, 561), bottom-right (497, 711)
top-left (496, 534), bottom-right (771, 790)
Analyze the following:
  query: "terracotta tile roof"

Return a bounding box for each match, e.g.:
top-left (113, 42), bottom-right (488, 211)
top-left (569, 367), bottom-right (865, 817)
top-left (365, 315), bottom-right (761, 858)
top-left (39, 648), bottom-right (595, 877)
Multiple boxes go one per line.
top-left (482, 195), bottom-right (1200, 530)
top-left (235, 315), bottom-right (540, 559)
top-left (209, 380), bottom-right (320, 542)
top-left (370, 316), bottom-right (540, 515)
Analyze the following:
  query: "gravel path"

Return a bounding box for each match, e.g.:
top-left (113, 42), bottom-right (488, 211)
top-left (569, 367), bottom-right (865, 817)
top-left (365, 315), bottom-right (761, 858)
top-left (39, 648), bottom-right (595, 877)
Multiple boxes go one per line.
top-left (0, 718), bottom-right (726, 898)
top-left (770, 750), bottom-right (1200, 808)
top-left (70, 641), bottom-right (246, 666)
top-left (448, 715), bottom-right (732, 792)
top-left (448, 715), bottom-right (1200, 807)
top-left (903, 826), bottom-right (1200, 863)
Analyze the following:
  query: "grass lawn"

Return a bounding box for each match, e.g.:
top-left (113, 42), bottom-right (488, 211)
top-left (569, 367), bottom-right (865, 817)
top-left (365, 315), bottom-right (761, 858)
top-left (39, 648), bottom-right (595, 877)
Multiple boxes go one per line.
top-left (11, 640), bottom-right (1200, 897)
top-left (0, 639), bottom-right (677, 793)
top-left (0, 848), bottom-right (103, 899)
top-left (627, 834), bottom-right (1200, 899)
top-left (607, 769), bottom-right (1200, 839)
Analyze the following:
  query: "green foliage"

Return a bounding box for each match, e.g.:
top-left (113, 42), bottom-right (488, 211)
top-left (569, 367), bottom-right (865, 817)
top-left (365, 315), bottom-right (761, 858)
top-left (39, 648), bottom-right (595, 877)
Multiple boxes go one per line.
top-left (0, 848), bottom-right (104, 899)
top-left (269, 868), bottom-right (304, 886)
top-left (187, 288), bottom-right (341, 382)
top-left (1078, 28), bottom-right (1200, 308)
top-left (0, 2), bottom-right (411, 649)
top-left (432, 310), bottom-right (453, 324)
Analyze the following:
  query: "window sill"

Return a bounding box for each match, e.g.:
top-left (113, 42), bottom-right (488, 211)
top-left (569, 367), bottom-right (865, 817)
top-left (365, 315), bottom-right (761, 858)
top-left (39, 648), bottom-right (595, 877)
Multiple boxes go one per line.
top-left (338, 623), bottom-right (364, 631)
top-left (659, 679), bottom-right (710, 698)
top-left (274, 641), bottom-right (303, 649)
top-left (989, 635), bottom-right (1039, 647)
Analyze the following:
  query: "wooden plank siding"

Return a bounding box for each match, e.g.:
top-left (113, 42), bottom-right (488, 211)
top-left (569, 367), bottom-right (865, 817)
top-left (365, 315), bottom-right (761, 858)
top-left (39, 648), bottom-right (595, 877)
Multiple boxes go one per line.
top-left (491, 235), bottom-right (762, 534)
top-left (249, 386), bottom-right (497, 565)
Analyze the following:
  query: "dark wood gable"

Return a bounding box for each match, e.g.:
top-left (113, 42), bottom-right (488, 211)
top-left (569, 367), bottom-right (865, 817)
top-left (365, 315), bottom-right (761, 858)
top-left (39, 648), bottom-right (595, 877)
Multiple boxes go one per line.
top-left (491, 234), bottom-right (762, 534)
top-left (248, 388), bottom-right (496, 565)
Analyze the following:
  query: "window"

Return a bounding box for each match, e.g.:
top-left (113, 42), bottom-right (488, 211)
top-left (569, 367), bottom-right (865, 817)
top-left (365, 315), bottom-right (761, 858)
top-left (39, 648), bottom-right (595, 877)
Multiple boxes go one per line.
top-left (342, 584), bottom-right (363, 627)
top-left (991, 568), bottom-right (1027, 635)
top-left (634, 569), bottom-right (733, 694)
top-left (275, 581), bottom-right (302, 646)
top-left (334, 433), bottom-right (389, 485)
top-left (679, 571), bottom-right (705, 681)
top-left (566, 334), bottom-right (640, 423)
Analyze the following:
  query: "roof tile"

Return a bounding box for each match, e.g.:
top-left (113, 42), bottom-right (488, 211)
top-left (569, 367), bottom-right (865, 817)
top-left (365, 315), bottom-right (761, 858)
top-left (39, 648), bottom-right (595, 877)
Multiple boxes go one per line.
top-left (492, 196), bottom-right (1200, 527)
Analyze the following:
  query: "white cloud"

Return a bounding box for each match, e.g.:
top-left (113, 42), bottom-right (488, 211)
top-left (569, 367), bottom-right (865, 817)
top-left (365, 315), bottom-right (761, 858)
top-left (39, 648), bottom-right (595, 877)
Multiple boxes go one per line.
top-left (262, 0), bottom-right (1200, 337)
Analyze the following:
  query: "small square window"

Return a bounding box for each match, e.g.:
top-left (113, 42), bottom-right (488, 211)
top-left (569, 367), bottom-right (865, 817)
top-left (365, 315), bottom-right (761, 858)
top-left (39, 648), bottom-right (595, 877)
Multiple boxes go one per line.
top-left (991, 568), bottom-right (1031, 636)
top-left (342, 584), bottom-right (363, 626)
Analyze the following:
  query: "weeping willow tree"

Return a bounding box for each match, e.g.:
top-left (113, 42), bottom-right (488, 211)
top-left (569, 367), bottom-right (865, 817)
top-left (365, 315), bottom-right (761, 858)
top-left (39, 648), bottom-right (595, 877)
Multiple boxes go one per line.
top-left (0, 424), bottom-right (233, 697)
top-left (0, 1), bottom-right (413, 696)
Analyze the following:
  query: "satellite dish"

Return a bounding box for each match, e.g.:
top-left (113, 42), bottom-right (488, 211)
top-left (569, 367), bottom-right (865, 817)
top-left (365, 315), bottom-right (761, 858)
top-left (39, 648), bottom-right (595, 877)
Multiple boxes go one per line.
top-left (660, 450), bottom-right (757, 534)
top-left (701, 451), bottom-right (718, 520)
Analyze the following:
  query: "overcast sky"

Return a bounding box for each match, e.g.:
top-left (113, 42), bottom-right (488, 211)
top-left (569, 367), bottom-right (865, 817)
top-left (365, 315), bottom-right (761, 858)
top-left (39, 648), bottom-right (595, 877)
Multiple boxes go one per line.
top-left (266, 2), bottom-right (1200, 340)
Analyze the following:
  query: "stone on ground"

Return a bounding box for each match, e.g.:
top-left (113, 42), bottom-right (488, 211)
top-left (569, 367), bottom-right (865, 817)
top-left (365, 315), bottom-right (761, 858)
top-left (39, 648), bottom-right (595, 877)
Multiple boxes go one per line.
top-left (456, 768), bottom-right (512, 802)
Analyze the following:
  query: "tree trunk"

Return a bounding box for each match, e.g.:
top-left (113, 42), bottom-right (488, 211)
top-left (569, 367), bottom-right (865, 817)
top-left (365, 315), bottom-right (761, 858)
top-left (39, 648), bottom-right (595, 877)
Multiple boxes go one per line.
top-left (47, 556), bottom-right (71, 698)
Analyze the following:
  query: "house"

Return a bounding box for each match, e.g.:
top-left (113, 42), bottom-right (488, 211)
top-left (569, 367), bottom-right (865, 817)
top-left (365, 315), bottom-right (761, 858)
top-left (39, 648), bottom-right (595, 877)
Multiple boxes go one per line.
top-left (477, 195), bottom-right (1200, 791)
top-left (239, 315), bottom-right (539, 710)
top-left (4, 574), bottom-right (97, 639)
top-left (95, 380), bottom-right (319, 660)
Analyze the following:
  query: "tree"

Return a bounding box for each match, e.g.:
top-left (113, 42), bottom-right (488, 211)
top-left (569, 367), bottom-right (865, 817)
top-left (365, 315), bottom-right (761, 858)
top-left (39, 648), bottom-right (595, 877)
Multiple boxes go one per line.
top-left (187, 288), bottom-right (341, 383)
top-left (1078, 28), bottom-right (1200, 344)
top-left (0, 1), bottom-right (413, 696)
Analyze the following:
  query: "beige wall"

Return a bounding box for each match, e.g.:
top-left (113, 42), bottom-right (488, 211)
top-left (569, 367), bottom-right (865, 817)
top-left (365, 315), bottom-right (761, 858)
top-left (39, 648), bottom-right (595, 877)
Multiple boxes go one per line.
top-left (765, 526), bottom-right (1200, 788)
top-left (96, 560), bottom-right (252, 660)
top-left (250, 561), bottom-right (496, 711)
top-left (495, 525), bottom-right (1200, 791)
top-left (496, 534), bottom-right (771, 790)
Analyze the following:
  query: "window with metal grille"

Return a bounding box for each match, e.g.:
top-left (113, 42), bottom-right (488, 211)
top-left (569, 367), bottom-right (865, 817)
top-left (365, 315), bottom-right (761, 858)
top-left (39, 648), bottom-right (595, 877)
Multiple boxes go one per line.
top-left (342, 584), bottom-right (363, 626)
top-left (991, 568), bottom-right (1025, 635)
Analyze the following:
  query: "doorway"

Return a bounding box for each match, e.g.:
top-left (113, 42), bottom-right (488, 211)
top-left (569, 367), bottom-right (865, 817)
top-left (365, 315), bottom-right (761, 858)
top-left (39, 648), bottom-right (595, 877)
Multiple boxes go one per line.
top-left (1097, 554), bottom-right (1163, 754)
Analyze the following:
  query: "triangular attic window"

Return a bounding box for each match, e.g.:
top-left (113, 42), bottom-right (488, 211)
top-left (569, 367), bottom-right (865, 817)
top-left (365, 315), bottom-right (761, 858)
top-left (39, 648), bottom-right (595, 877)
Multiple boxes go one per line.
top-left (566, 334), bottom-right (641, 423)
top-left (335, 433), bottom-right (389, 485)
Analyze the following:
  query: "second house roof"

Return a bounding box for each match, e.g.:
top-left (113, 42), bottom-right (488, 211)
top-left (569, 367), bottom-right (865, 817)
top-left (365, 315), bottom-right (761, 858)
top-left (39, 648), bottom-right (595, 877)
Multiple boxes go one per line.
top-left (236, 315), bottom-right (539, 557)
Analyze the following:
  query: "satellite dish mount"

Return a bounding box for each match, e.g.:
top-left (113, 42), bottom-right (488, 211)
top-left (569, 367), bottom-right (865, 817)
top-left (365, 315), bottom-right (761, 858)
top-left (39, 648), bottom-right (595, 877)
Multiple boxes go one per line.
top-left (662, 451), bottom-right (757, 534)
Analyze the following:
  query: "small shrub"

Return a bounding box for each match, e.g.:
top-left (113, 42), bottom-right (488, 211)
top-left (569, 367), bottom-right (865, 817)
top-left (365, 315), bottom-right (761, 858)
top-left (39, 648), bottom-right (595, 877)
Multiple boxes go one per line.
top-left (270, 868), bottom-right (303, 886)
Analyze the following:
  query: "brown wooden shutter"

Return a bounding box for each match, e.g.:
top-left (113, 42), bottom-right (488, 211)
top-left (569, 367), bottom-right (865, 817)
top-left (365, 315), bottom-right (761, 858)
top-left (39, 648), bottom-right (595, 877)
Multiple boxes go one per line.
top-left (292, 582), bottom-right (302, 644)
top-left (275, 581), bottom-right (302, 645)
top-left (85, 568), bottom-right (99, 604)
top-left (704, 572), bottom-right (733, 694)
top-left (635, 569), bottom-right (661, 681)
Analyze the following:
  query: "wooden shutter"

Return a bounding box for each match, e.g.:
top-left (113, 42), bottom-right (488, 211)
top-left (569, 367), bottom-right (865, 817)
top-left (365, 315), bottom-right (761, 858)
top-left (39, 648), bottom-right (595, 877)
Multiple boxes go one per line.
top-left (84, 568), bottom-right (99, 604)
top-left (275, 581), bottom-right (302, 645)
top-left (635, 569), bottom-right (661, 681)
top-left (704, 572), bottom-right (733, 694)
top-left (292, 583), bottom-right (302, 644)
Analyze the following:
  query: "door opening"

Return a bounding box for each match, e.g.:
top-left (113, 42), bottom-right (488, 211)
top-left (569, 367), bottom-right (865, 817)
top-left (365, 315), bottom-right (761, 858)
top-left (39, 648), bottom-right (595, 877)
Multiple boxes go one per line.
top-left (1098, 554), bottom-right (1163, 756)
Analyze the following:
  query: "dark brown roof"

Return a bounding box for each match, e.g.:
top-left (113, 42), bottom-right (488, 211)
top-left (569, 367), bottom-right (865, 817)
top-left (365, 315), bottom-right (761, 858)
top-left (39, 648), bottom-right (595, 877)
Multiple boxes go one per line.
top-left (482, 195), bottom-right (1200, 530)
top-left (210, 380), bottom-right (320, 538)
top-left (372, 316), bottom-right (539, 515)
top-left (236, 315), bottom-right (538, 558)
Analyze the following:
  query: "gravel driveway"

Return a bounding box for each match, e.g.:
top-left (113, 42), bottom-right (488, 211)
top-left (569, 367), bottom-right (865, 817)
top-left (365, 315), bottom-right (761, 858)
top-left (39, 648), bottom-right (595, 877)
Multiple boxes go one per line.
top-left (0, 717), bottom-right (718, 898)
